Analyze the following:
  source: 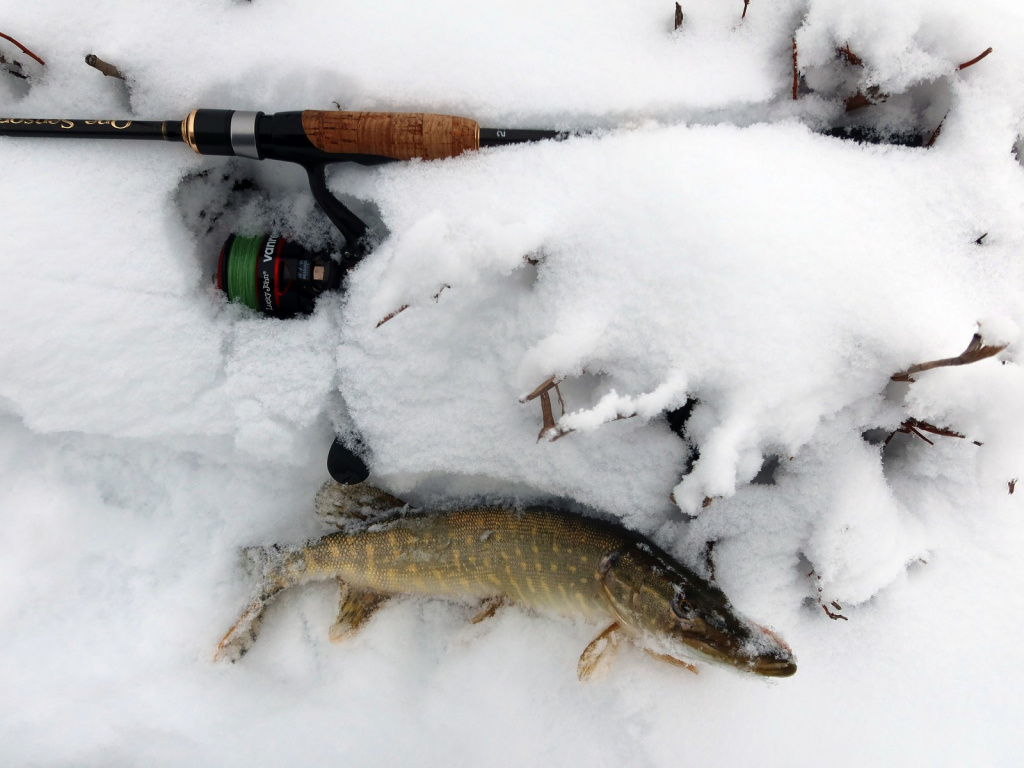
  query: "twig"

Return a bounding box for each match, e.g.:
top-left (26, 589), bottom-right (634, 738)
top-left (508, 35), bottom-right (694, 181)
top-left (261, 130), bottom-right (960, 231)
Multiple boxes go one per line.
top-left (808, 569), bottom-right (848, 620)
top-left (845, 85), bottom-right (887, 112)
top-left (884, 418), bottom-right (981, 447)
top-left (85, 54), bottom-right (124, 80)
top-left (674, 3), bottom-right (684, 30)
top-left (822, 604), bottom-right (848, 621)
top-left (548, 411), bottom-right (637, 442)
top-left (792, 38), bottom-right (798, 100)
top-left (1009, 479), bottom-right (1017, 495)
top-left (375, 305), bottom-right (409, 328)
top-left (975, 233), bottom-right (988, 245)
top-left (837, 44), bottom-right (862, 67)
top-left (0, 31), bottom-right (45, 66)
top-left (892, 332), bottom-right (1007, 382)
top-left (925, 116), bottom-right (945, 148)
top-left (374, 284), bottom-right (449, 327)
top-left (553, 382), bottom-right (566, 414)
top-left (521, 375), bottom-right (558, 403)
top-left (741, 0), bottom-right (749, 20)
top-left (957, 47), bottom-right (993, 71)
top-left (538, 389), bottom-right (556, 440)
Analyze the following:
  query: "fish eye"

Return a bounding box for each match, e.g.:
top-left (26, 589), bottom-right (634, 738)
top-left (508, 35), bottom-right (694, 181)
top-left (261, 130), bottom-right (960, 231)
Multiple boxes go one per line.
top-left (671, 593), bottom-right (695, 620)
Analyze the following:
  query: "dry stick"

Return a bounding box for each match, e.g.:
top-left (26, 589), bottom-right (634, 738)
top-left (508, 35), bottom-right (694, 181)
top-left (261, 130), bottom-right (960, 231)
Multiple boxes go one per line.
top-left (1009, 479), bottom-right (1017, 495)
top-left (521, 375), bottom-right (561, 440)
top-left (538, 390), bottom-right (556, 441)
top-left (791, 38), bottom-right (798, 100)
top-left (808, 569), bottom-right (848, 621)
top-left (845, 85), bottom-right (887, 112)
top-left (837, 44), bottom-right (863, 67)
top-left (741, 0), bottom-right (749, 20)
top-left (884, 418), bottom-right (983, 448)
top-left (522, 375), bottom-right (558, 403)
top-left (674, 3), bottom-right (684, 30)
top-left (0, 31), bottom-right (45, 66)
top-left (957, 47), bottom-right (993, 71)
top-left (523, 375), bottom-right (640, 442)
top-left (549, 412), bottom-right (637, 443)
top-left (891, 332), bottom-right (1007, 382)
top-left (375, 284), bottom-right (448, 327)
top-left (925, 116), bottom-right (945, 148)
top-left (85, 54), bottom-right (124, 80)
top-left (375, 305), bottom-right (409, 328)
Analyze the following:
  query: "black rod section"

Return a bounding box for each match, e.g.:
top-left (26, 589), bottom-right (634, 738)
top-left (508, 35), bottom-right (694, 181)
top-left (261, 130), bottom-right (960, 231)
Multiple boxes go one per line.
top-left (479, 127), bottom-right (568, 147)
top-left (0, 117), bottom-right (182, 141)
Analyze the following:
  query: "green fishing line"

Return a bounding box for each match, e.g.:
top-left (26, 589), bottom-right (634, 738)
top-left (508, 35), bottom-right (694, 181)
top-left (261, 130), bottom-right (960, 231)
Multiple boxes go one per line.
top-left (226, 235), bottom-right (261, 310)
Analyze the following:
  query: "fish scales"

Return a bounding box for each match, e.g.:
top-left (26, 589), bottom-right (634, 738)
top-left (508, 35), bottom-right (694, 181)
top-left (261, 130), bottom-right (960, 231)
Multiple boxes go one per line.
top-left (216, 481), bottom-right (797, 678)
top-left (301, 507), bottom-right (621, 620)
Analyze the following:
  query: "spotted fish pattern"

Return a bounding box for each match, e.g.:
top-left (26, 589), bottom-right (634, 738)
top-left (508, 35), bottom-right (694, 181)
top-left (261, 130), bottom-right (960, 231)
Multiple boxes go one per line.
top-left (215, 482), bottom-right (796, 679)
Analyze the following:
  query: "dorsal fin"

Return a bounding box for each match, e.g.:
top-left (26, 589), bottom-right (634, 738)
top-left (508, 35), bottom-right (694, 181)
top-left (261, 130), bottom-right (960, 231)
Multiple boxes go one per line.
top-left (314, 480), bottom-right (407, 525)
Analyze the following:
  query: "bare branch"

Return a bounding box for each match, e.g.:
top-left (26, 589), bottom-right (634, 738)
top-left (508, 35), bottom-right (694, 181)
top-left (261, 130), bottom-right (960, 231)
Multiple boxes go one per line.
top-left (674, 3), bottom-right (684, 30)
top-left (885, 418), bottom-right (981, 447)
top-left (892, 333), bottom-right (1007, 382)
top-left (85, 54), bottom-right (124, 80)
top-left (925, 115), bottom-right (945, 148)
top-left (845, 85), bottom-right (888, 112)
top-left (537, 389), bottom-right (557, 441)
top-left (374, 305), bottom-right (409, 328)
top-left (837, 44), bottom-right (863, 67)
top-left (0, 31), bottom-right (45, 66)
top-left (522, 375), bottom-right (558, 403)
top-left (792, 38), bottom-right (798, 100)
top-left (957, 47), bottom-right (993, 71)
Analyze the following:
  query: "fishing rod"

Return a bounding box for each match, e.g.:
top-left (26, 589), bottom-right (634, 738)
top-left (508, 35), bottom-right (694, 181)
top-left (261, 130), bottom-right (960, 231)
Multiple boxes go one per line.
top-left (1, 109), bottom-right (564, 484)
top-left (0, 109), bottom-right (565, 315)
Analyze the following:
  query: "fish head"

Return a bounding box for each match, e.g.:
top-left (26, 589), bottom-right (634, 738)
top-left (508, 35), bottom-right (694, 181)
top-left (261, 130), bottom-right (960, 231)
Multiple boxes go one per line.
top-left (597, 541), bottom-right (796, 677)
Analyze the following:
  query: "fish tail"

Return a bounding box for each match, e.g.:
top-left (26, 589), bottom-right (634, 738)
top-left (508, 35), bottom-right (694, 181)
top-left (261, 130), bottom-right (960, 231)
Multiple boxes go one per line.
top-left (214, 544), bottom-right (303, 663)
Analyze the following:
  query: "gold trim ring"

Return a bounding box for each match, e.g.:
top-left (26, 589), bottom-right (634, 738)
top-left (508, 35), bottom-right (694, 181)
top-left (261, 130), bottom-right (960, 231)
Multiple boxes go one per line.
top-left (182, 109), bottom-right (200, 153)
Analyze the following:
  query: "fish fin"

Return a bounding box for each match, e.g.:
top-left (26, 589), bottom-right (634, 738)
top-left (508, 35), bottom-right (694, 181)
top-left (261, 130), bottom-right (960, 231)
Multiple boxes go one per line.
top-left (328, 580), bottom-right (391, 643)
top-left (577, 623), bottom-right (624, 682)
top-left (315, 480), bottom-right (407, 526)
top-left (470, 596), bottom-right (508, 625)
top-left (215, 598), bottom-right (269, 663)
top-left (215, 546), bottom-right (294, 663)
top-left (644, 648), bottom-right (699, 675)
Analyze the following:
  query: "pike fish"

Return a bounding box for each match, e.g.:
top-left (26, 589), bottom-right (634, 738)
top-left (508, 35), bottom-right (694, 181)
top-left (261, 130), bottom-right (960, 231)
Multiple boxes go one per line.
top-left (215, 481), bottom-right (796, 679)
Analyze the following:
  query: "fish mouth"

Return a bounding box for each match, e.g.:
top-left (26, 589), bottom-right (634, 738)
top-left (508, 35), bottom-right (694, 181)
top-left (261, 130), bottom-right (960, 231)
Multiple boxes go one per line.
top-left (677, 627), bottom-right (797, 678)
top-left (751, 657), bottom-right (797, 677)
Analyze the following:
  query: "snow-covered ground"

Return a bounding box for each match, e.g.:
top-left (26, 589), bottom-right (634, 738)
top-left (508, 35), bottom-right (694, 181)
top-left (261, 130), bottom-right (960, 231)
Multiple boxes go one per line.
top-left (2, 1), bottom-right (1023, 765)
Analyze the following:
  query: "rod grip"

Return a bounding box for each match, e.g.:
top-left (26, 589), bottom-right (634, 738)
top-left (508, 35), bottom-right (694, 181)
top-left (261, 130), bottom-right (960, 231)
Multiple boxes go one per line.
top-left (300, 110), bottom-right (480, 161)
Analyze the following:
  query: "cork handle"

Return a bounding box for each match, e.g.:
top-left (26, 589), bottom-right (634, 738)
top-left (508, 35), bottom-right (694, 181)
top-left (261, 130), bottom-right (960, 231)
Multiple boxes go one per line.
top-left (302, 111), bottom-right (480, 161)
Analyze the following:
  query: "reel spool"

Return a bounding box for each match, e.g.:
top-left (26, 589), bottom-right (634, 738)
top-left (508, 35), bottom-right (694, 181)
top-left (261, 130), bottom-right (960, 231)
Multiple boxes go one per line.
top-left (216, 233), bottom-right (342, 318)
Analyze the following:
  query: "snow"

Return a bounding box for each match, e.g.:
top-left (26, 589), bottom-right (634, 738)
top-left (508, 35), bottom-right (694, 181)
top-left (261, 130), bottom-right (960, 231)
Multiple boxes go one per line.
top-left (2, 0), bottom-right (1024, 765)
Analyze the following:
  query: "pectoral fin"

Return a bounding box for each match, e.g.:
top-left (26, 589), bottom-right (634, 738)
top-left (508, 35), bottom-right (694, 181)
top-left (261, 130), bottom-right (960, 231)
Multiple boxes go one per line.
top-left (577, 623), bottom-right (624, 682)
top-left (328, 580), bottom-right (390, 642)
top-left (644, 648), bottom-right (699, 675)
